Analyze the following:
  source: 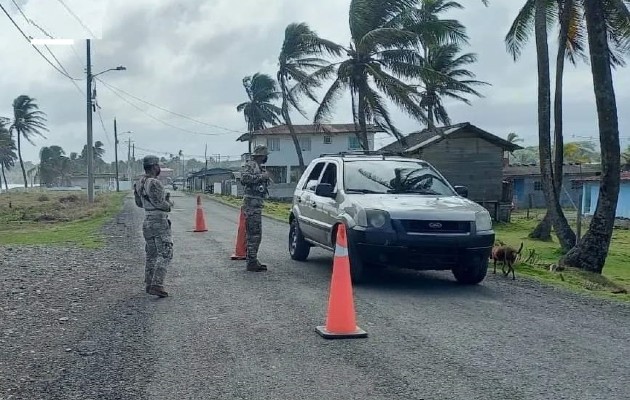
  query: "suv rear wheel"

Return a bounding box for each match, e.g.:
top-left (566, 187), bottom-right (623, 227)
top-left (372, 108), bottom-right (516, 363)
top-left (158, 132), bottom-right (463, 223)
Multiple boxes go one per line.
top-left (289, 219), bottom-right (310, 261)
top-left (452, 256), bottom-right (488, 285)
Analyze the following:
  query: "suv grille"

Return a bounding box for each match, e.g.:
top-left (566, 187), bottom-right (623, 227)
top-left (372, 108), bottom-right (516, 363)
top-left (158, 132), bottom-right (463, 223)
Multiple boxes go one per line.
top-left (399, 220), bottom-right (471, 234)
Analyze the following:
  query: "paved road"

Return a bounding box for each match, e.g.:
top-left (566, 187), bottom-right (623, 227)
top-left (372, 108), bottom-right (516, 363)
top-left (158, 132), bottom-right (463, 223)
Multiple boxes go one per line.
top-left (124, 192), bottom-right (628, 400)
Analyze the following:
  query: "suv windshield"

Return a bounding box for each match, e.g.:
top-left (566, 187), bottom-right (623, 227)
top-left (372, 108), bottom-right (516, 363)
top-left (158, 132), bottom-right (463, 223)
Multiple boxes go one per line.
top-left (343, 160), bottom-right (456, 196)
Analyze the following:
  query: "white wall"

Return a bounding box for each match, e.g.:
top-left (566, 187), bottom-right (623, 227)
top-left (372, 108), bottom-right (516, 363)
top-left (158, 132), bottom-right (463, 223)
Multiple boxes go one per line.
top-left (251, 133), bottom-right (375, 167)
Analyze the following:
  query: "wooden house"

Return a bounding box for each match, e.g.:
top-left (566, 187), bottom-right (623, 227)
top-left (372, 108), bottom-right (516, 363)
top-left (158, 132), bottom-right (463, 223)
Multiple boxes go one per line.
top-left (379, 122), bottom-right (522, 221)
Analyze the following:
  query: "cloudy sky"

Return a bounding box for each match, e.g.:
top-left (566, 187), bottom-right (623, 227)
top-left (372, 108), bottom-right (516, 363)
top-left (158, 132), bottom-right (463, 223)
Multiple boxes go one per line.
top-left (1, 0), bottom-right (628, 164)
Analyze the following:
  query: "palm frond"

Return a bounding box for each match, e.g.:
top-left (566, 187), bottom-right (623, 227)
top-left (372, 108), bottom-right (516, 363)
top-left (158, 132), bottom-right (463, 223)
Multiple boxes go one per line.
top-left (505, 0), bottom-right (537, 60)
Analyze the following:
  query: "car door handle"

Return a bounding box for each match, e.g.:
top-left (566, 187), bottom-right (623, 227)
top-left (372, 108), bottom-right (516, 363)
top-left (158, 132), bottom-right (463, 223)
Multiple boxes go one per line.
top-left (310, 202), bottom-right (317, 208)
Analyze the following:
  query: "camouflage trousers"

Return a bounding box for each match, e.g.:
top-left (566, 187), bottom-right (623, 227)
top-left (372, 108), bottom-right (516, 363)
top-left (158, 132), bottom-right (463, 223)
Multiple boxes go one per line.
top-left (243, 197), bottom-right (264, 267)
top-left (142, 213), bottom-right (173, 287)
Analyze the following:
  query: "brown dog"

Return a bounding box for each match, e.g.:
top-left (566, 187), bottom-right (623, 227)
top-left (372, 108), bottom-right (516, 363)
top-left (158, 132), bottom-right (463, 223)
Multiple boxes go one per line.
top-left (491, 242), bottom-right (523, 280)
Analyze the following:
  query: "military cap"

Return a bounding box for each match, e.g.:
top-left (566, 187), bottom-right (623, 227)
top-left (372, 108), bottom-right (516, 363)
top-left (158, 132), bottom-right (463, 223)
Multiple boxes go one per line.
top-left (143, 155), bottom-right (160, 168)
top-left (252, 145), bottom-right (269, 157)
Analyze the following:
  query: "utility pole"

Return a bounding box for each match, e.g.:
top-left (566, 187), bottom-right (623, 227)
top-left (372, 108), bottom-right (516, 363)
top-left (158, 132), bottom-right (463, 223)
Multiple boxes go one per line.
top-left (86, 39), bottom-right (94, 203)
top-left (114, 118), bottom-right (119, 192)
top-left (127, 138), bottom-right (132, 182)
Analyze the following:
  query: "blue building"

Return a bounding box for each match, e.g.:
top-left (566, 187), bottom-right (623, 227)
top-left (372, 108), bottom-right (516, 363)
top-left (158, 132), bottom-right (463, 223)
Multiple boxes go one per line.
top-left (504, 163), bottom-right (601, 209)
top-left (580, 172), bottom-right (630, 218)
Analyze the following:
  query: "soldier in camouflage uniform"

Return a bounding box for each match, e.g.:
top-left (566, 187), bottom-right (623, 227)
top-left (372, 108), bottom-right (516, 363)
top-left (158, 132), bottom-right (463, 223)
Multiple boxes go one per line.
top-left (240, 145), bottom-right (271, 272)
top-left (133, 155), bottom-right (174, 297)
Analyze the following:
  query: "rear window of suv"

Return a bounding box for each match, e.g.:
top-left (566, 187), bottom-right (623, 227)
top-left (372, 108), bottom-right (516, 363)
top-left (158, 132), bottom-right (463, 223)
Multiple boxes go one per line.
top-left (343, 160), bottom-right (456, 196)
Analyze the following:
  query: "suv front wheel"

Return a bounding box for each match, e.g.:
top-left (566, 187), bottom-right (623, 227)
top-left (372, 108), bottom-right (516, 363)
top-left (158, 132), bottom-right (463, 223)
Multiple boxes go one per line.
top-left (452, 256), bottom-right (488, 285)
top-left (289, 218), bottom-right (310, 261)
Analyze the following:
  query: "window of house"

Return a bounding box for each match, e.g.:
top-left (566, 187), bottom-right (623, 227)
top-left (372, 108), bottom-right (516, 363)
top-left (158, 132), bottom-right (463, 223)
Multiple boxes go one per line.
top-left (534, 181), bottom-right (543, 191)
top-left (290, 166), bottom-right (303, 183)
top-left (267, 138), bottom-right (281, 151)
top-left (348, 136), bottom-right (361, 150)
top-left (323, 136), bottom-right (332, 144)
top-left (303, 162), bottom-right (325, 190)
top-left (300, 137), bottom-right (311, 152)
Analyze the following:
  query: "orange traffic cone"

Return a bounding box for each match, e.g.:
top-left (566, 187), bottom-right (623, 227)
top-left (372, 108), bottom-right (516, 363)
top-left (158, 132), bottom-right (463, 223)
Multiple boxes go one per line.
top-left (230, 207), bottom-right (247, 260)
top-left (193, 195), bottom-right (208, 233)
top-left (316, 224), bottom-right (367, 339)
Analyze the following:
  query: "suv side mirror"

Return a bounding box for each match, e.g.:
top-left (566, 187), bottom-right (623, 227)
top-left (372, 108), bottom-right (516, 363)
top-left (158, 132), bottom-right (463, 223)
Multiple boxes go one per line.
top-left (315, 183), bottom-right (335, 198)
top-left (454, 185), bottom-right (468, 198)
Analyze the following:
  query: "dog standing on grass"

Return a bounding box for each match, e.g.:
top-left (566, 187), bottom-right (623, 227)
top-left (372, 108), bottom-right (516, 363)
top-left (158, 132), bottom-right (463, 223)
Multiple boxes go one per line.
top-left (491, 242), bottom-right (524, 280)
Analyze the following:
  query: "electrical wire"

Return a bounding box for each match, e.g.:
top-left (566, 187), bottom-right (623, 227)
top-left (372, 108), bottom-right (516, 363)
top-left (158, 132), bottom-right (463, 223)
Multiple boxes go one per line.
top-left (55, 0), bottom-right (97, 38)
top-left (96, 107), bottom-right (112, 146)
top-left (0, 2), bottom-right (83, 81)
top-left (95, 79), bottom-right (238, 137)
top-left (95, 78), bottom-right (247, 134)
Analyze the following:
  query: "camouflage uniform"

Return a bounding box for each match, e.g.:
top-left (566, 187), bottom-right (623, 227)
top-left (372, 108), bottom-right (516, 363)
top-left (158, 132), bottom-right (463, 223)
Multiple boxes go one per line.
top-left (134, 156), bottom-right (173, 295)
top-left (240, 146), bottom-right (270, 271)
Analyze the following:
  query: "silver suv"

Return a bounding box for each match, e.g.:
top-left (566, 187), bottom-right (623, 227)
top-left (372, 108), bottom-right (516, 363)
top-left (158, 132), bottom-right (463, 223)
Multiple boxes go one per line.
top-left (288, 153), bottom-right (495, 284)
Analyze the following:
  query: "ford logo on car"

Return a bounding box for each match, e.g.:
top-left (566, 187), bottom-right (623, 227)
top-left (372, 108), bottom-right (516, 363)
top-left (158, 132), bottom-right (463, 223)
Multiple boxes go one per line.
top-left (429, 222), bottom-right (443, 229)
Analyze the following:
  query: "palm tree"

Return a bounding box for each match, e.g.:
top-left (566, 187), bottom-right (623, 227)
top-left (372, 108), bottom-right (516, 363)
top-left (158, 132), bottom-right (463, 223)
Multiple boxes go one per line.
top-left (237, 73), bottom-right (282, 153)
top-left (403, 0), bottom-right (469, 55)
top-left (506, 0), bottom-right (576, 250)
top-left (9, 95), bottom-right (48, 188)
top-left (563, 141), bottom-right (599, 163)
top-left (561, 0), bottom-right (630, 273)
top-left (0, 120), bottom-right (17, 192)
top-left (416, 42), bottom-right (488, 128)
top-left (315, 0), bottom-right (432, 150)
top-left (507, 132), bottom-right (524, 144)
top-left (277, 22), bottom-right (342, 171)
top-left (622, 145), bottom-right (630, 171)
top-left (40, 145), bottom-right (71, 186)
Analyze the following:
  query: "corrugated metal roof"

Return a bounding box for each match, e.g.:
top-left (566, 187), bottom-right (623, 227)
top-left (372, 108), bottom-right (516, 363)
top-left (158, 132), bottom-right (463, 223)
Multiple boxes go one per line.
top-left (504, 163), bottom-right (601, 177)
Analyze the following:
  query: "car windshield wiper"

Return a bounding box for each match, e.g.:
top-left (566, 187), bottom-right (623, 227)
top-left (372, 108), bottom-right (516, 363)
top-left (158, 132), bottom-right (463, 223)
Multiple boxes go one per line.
top-left (345, 188), bottom-right (383, 194)
top-left (387, 188), bottom-right (443, 195)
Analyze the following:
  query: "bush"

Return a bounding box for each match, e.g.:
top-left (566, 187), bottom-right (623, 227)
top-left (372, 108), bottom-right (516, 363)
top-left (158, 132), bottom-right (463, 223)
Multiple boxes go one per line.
top-left (59, 194), bottom-right (80, 204)
top-left (37, 195), bottom-right (50, 202)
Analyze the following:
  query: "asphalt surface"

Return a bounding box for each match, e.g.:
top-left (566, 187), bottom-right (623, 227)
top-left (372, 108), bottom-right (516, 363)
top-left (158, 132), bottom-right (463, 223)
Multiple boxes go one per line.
top-left (135, 192), bottom-right (629, 400)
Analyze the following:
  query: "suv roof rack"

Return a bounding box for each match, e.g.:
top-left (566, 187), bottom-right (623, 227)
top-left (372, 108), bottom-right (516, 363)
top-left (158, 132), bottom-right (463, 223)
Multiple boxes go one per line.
top-left (318, 151), bottom-right (406, 159)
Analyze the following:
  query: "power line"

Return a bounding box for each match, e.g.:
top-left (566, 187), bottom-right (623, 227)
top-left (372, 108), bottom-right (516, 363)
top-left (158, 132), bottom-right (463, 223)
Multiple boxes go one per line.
top-left (96, 107), bottom-right (112, 146)
top-left (95, 79), bottom-right (237, 137)
top-left (0, 2), bottom-right (82, 81)
top-left (96, 78), bottom-right (247, 134)
top-left (55, 0), bottom-right (96, 38)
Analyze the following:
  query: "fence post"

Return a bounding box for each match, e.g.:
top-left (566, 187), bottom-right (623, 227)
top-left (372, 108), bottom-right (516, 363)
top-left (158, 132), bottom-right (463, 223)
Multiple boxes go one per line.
top-left (577, 193), bottom-right (583, 241)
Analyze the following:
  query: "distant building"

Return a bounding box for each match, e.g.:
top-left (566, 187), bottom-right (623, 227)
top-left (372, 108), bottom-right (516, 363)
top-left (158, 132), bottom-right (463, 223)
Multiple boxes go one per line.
top-left (577, 171), bottom-right (630, 218)
top-left (237, 123), bottom-right (382, 184)
top-left (186, 167), bottom-right (236, 192)
top-left (504, 163), bottom-right (601, 209)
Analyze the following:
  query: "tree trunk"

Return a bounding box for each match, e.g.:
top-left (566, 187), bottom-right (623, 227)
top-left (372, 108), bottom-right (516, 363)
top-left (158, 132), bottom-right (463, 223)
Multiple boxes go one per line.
top-left (561, 0), bottom-right (620, 273)
top-left (357, 86), bottom-right (369, 150)
top-left (1, 164), bottom-right (8, 191)
top-left (427, 103), bottom-right (435, 130)
top-left (281, 86), bottom-right (305, 175)
top-left (530, 0), bottom-right (573, 242)
top-left (533, 0), bottom-right (576, 252)
top-left (16, 131), bottom-right (28, 189)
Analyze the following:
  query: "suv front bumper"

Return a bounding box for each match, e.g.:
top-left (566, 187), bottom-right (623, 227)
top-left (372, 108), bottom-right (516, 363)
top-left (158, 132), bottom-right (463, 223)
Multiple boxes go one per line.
top-left (348, 226), bottom-right (494, 270)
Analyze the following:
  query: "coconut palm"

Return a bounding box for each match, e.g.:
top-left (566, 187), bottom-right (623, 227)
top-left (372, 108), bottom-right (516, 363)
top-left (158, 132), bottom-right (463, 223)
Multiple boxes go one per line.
top-left (416, 42), bottom-right (488, 128)
top-left (562, 0), bottom-right (630, 273)
top-left (237, 73), bottom-right (282, 152)
top-left (507, 132), bottom-right (524, 144)
top-left (9, 95), bottom-right (48, 188)
top-left (40, 145), bottom-right (71, 186)
top-left (315, 0), bottom-right (434, 150)
top-left (0, 120), bottom-right (17, 192)
top-left (277, 22), bottom-right (342, 171)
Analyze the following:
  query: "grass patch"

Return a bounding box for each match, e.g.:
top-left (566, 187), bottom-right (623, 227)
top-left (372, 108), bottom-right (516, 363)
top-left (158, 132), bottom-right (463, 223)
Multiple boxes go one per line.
top-left (0, 191), bottom-right (126, 248)
top-left (495, 209), bottom-right (630, 302)
top-left (208, 195), bottom-right (629, 301)
top-left (207, 194), bottom-right (290, 222)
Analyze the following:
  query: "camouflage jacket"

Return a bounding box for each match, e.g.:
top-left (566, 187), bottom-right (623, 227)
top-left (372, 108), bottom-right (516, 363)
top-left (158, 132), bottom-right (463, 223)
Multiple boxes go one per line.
top-left (134, 176), bottom-right (172, 212)
top-left (240, 160), bottom-right (268, 199)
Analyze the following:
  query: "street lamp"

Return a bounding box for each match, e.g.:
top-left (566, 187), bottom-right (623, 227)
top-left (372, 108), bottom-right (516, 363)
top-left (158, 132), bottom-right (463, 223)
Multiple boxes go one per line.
top-left (86, 39), bottom-right (126, 203)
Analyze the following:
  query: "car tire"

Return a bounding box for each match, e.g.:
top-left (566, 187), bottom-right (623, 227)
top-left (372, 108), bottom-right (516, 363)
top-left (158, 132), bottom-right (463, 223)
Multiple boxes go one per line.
top-left (289, 219), bottom-right (310, 261)
top-left (338, 225), bottom-right (369, 284)
top-left (452, 256), bottom-right (488, 285)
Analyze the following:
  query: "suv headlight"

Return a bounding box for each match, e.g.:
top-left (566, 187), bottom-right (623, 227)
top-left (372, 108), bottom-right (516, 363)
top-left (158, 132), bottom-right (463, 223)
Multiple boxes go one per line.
top-left (475, 210), bottom-right (493, 232)
top-left (365, 209), bottom-right (390, 229)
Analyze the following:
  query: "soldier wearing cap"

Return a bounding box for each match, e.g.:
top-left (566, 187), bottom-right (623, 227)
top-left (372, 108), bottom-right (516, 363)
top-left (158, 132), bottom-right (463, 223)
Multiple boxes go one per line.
top-left (133, 155), bottom-right (174, 297)
top-left (240, 145), bottom-right (271, 272)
